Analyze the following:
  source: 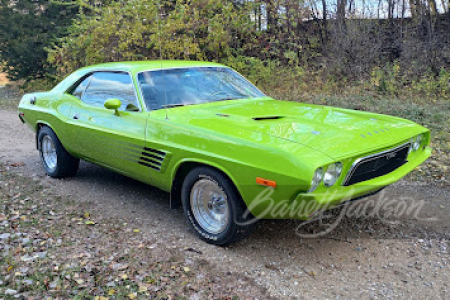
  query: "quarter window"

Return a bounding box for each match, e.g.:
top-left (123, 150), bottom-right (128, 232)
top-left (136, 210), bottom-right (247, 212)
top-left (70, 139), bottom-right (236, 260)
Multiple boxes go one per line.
top-left (82, 72), bottom-right (139, 111)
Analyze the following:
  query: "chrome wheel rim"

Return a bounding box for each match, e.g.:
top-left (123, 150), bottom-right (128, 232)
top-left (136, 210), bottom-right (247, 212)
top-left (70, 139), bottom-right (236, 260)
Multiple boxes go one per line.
top-left (190, 179), bottom-right (229, 234)
top-left (42, 135), bottom-right (57, 171)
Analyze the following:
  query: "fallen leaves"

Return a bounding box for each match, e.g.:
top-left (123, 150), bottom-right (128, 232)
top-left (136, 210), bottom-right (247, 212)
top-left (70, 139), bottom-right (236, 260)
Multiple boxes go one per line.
top-left (0, 165), bottom-right (267, 299)
top-left (110, 262), bottom-right (128, 271)
top-left (10, 161), bottom-right (25, 167)
top-left (184, 247), bottom-right (203, 255)
top-left (138, 285), bottom-right (148, 293)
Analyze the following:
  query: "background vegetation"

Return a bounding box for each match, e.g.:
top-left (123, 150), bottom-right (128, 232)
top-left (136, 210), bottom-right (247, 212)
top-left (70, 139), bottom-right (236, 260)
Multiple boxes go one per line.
top-left (0, 0), bottom-right (448, 99)
top-left (0, 1), bottom-right (449, 173)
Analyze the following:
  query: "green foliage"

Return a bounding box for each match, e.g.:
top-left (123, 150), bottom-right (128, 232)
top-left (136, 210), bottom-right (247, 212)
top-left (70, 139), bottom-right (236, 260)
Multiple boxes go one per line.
top-left (222, 56), bottom-right (279, 87)
top-left (370, 62), bottom-right (401, 94)
top-left (0, 0), bottom-right (79, 81)
top-left (411, 68), bottom-right (450, 98)
top-left (371, 63), bottom-right (450, 98)
top-left (48, 0), bottom-right (256, 78)
top-left (0, 0), bottom-right (443, 100)
top-left (20, 78), bottom-right (56, 93)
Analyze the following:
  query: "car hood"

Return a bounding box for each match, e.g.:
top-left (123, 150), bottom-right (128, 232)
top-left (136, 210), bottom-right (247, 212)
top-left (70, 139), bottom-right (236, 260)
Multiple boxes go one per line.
top-left (168, 98), bottom-right (424, 160)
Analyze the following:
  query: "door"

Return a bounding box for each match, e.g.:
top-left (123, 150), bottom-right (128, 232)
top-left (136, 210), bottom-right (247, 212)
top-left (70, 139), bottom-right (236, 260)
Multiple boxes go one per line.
top-left (66, 71), bottom-right (150, 181)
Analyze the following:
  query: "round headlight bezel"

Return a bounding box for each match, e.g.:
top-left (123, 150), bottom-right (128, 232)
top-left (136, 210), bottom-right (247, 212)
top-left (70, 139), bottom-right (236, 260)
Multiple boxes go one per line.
top-left (408, 138), bottom-right (414, 154)
top-left (323, 162), bottom-right (343, 187)
top-left (412, 134), bottom-right (423, 151)
top-left (308, 167), bottom-right (324, 193)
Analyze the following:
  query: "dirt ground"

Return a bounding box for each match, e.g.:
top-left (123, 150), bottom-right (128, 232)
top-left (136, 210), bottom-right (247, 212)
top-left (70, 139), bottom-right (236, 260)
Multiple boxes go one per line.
top-left (0, 73), bottom-right (8, 85)
top-left (1, 109), bottom-right (449, 299)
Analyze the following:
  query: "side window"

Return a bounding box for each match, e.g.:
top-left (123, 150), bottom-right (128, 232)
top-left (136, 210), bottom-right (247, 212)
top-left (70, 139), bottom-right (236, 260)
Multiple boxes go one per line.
top-left (71, 75), bottom-right (92, 100)
top-left (82, 72), bottom-right (139, 111)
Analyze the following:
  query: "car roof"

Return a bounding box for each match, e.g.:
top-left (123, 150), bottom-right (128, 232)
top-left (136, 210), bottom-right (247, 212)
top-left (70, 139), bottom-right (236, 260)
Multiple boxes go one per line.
top-left (52, 60), bottom-right (228, 93)
top-left (82, 60), bottom-right (226, 73)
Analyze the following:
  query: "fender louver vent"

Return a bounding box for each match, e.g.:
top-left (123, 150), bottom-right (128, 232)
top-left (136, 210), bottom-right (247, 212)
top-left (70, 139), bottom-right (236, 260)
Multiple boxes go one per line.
top-left (252, 116), bottom-right (283, 121)
top-left (138, 147), bottom-right (166, 171)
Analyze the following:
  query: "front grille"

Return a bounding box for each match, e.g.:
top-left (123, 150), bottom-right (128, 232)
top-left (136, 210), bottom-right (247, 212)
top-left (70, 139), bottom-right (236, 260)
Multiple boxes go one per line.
top-left (343, 143), bottom-right (410, 186)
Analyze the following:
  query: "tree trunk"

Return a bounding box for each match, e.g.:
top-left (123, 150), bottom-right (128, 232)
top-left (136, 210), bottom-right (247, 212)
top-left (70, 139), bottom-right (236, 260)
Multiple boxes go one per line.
top-left (322, 0), bottom-right (328, 42)
top-left (266, 0), bottom-right (276, 32)
top-left (337, 0), bottom-right (347, 22)
top-left (388, 0), bottom-right (394, 20)
top-left (409, 0), bottom-right (417, 18)
top-left (428, 0), bottom-right (438, 15)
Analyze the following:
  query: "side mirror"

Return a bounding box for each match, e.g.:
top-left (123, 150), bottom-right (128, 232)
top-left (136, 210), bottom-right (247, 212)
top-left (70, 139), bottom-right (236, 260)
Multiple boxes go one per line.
top-left (104, 99), bottom-right (121, 116)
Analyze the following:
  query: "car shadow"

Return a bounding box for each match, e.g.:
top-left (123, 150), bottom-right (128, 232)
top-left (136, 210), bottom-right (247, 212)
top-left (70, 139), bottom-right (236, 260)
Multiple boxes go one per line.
top-left (68, 161), bottom-right (448, 245)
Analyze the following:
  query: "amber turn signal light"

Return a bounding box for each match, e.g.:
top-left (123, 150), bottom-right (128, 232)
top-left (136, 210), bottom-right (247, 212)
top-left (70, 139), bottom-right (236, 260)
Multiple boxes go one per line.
top-left (256, 177), bottom-right (276, 188)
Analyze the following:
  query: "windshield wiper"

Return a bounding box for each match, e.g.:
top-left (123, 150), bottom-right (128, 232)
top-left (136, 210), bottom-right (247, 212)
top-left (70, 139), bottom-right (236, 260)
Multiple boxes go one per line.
top-left (161, 103), bottom-right (193, 108)
top-left (207, 97), bottom-right (241, 103)
top-left (219, 98), bottom-right (239, 101)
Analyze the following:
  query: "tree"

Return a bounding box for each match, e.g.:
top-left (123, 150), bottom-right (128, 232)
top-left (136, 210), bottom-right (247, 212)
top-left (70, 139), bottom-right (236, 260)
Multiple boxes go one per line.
top-left (48, 0), bottom-right (256, 77)
top-left (0, 0), bottom-right (79, 81)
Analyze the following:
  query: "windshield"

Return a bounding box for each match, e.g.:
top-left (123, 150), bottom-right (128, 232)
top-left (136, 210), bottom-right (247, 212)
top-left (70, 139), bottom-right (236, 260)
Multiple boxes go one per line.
top-left (137, 67), bottom-right (265, 110)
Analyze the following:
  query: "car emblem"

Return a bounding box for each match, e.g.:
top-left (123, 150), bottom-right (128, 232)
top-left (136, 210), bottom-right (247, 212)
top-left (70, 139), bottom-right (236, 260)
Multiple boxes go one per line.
top-left (385, 152), bottom-right (396, 159)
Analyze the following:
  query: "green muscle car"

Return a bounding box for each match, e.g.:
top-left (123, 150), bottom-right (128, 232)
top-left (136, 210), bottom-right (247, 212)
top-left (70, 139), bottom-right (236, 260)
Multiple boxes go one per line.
top-left (18, 61), bottom-right (431, 245)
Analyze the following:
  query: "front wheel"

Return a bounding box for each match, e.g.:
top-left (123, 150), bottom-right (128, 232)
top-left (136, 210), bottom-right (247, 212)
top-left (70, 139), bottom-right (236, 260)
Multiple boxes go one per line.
top-left (38, 126), bottom-right (79, 178)
top-left (181, 167), bottom-right (257, 246)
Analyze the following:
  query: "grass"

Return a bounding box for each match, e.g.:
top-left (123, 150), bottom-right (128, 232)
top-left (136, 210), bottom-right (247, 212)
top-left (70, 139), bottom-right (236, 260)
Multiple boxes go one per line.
top-left (0, 85), bottom-right (21, 110)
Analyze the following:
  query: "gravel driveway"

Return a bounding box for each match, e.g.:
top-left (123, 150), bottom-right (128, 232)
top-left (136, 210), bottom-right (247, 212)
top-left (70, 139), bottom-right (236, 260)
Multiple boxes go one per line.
top-left (1, 110), bottom-right (449, 299)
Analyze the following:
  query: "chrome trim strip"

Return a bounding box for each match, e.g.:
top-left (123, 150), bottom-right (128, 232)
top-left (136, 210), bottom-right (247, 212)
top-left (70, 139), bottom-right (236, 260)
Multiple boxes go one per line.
top-left (79, 74), bottom-right (94, 102)
top-left (342, 142), bottom-right (411, 186)
top-left (135, 72), bottom-right (148, 112)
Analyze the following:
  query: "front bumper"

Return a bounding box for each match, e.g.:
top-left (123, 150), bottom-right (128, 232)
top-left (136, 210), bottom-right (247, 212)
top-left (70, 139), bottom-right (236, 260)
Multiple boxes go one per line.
top-left (261, 146), bottom-right (432, 220)
top-left (295, 146), bottom-right (431, 219)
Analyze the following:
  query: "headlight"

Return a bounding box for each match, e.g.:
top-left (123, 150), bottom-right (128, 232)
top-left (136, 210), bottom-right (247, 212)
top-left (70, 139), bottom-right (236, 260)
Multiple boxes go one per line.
top-left (308, 167), bottom-right (323, 192)
top-left (412, 134), bottom-right (423, 151)
top-left (408, 138), bottom-right (414, 154)
top-left (323, 162), bottom-right (343, 187)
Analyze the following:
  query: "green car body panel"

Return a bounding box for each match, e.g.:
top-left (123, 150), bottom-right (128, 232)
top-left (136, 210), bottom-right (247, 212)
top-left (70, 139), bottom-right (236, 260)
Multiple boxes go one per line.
top-left (18, 61), bottom-right (431, 220)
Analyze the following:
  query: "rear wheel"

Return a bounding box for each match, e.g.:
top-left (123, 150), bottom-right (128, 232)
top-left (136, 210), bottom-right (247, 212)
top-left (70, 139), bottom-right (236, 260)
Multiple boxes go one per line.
top-left (181, 167), bottom-right (257, 246)
top-left (38, 126), bottom-right (79, 178)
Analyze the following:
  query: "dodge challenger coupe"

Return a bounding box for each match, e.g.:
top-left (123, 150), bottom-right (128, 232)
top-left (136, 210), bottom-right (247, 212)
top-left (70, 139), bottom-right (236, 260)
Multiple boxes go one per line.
top-left (18, 61), bottom-right (431, 245)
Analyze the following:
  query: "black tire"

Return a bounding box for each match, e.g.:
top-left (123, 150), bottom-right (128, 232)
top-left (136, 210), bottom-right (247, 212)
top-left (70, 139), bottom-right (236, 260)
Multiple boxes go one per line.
top-left (181, 167), bottom-right (257, 246)
top-left (38, 126), bottom-right (79, 178)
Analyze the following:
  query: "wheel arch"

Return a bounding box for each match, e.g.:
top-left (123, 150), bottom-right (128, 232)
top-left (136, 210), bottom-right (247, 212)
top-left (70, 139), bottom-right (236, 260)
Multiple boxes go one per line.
top-left (35, 121), bottom-right (54, 150)
top-left (170, 159), bottom-right (242, 210)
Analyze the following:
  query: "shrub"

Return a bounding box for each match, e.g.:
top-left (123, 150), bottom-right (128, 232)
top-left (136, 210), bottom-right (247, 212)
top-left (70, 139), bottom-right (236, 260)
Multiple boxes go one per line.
top-left (48, 0), bottom-right (255, 78)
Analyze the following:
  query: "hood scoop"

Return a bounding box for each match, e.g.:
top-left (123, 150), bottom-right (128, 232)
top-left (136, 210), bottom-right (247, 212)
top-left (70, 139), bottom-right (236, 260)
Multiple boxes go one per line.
top-left (252, 116), bottom-right (283, 121)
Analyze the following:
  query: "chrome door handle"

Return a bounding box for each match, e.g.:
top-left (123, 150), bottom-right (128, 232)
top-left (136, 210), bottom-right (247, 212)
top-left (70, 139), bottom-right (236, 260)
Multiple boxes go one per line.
top-left (73, 113), bottom-right (79, 120)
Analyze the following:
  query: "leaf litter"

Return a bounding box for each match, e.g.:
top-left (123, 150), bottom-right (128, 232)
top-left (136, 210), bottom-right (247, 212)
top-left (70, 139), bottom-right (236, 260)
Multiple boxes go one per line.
top-left (0, 165), bottom-right (271, 299)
